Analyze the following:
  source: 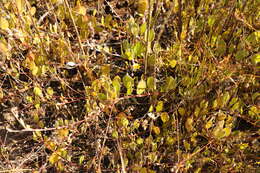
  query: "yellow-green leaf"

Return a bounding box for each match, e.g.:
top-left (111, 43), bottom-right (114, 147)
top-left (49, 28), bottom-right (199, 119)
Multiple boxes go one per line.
top-left (178, 107), bottom-right (186, 116)
top-left (169, 60), bottom-right (177, 68)
top-left (33, 86), bottom-right (43, 97)
top-left (112, 130), bottom-right (119, 138)
top-left (152, 126), bottom-right (160, 135)
top-left (0, 17), bottom-right (9, 30)
top-left (163, 76), bottom-right (176, 92)
top-left (16, 0), bottom-right (25, 13)
top-left (0, 88), bottom-right (3, 99)
top-left (160, 112), bottom-right (169, 123)
top-left (112, 76), bottom-right (121, 98)
top-left (136, 137), bottom-right (144, 145)
top-left (79, 155), bottom-right (85, 165)
top-left (223, 127), bottom-right (231, 137)
top-left (123, 74), bottom-right (134, 95)
top-left (205, 118), bottom-right (213, 129)
top-left (137, 79), bottom-right (146, 94)
top-left (137, 0), bottom-right (148, 15)
top-left (147, 76), bottom-right (156, 90)
top-left (156, 101), bottom-right (163, 112)
top-left (49, 152), bottom-right (59, 164)
top-left (47, 87), bottom-right (54, 96)
top-left (185, 117), bottom-right (194, 132)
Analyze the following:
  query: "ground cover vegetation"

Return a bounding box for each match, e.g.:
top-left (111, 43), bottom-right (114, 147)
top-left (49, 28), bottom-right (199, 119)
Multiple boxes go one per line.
top-left (0, 0), bottom-right (259, 172)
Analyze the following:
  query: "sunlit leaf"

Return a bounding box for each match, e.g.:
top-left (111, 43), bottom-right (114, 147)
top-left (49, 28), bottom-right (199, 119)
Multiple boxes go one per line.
top-left (0, 40), bottom-right (9, 55)
top-left (169, 60), bottom-right (177, 68)
top-left (16, 0), bottom-right (25, 13)
top-left (251, 54), bottom-right (260, 65)
top-left (133, 119), bottom-right (140, 129)
top-left (33, 86), bottom-right (43, 97)
top-left (0, 17), bottom-right (9, 30)
top-left (30, 6), bottom-right (36, 16)
top-left (112, 130), bottom-right (119, 138)
top-left (49, 152), bottom-right (59, 164)
top-left (223, 127), bottom-right (231, 137)
top-left (133, 63), bottom-right (141, 70)
top-left (136, 137), bottom-right (144, 145)
top-left (123, 74), bottom-right (134, 95)
top-left (137, 79), bottom-right (146, 94)
top-left (47, 87), bottom-right (54, 96)
top-left (156, 101), bottom-right (163, 112)
top-left (75, 3), bottom-right (86, 15)
top-left (208, 15), bottom-right (216, 27)
top-left (205, 117), bottom-right (214, 129)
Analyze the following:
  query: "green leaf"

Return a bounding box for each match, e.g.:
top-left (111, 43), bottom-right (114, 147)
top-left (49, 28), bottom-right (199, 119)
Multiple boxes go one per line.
top-left (183, 140), bottom-right (191, 151)
top-left (223, 127), bottom-right (231, 137)
top-left (156, 101), bottom-right (163, 112)
top-left (49, 152), bottom-right (59, 164)
top-left (133, 41), bottom-right (144, 57)
top-left (140, 22), bottom-right (147, 35)
top-left (112, 130), bottom-right (119, 138)
top-left (248, 106), bottom-right (258, 118)
top-left (133, 119), bottom-right (140, 129)
top-left (160, 112), bottom-right (169, 123)
top-left (97, 93), bottom-right (107, 101)
top-left (147, 76), bottom-right (156, 90)
top-left (185, 117), bottom-right (194, 132)
top-left (235, 50), bottom-right (249, 60)
top-left (178, 107), bottom-right (186, 116)
top-left (123, 74), bottom-right (134, 95)
top-left (163, 76), bottom-right (176, 92)
top-left (47, 87), bottom-right (54, 96)
top-left (79, 155), bottom-right (85, 165)
top-left (136, 137), bottom-right (144, 145)
top-left (148, 29), bottom-right (155, 42)
top-left (251, 54), bottom-right (260, 65)
top-left (121, 117), bottom-right (129, 127)
top-left (216, 37), bottom-right (226, 56)
top-left (112, 76), bottom-right (121, 98)
top-left (205, 118), bottom-right (214, 129)
top-left (34, 86), bottom-right (43, 97)
top-left (222, 92), bottom-right (231, 107)
top-left (137, 79), bottom-right (146, 94)
top-left (213, 128), bottom-right (225, 139)
top-left (166, 136), bottom-right (175, 145)
top-left (169, 60), bottom-right (177, 68)
top-left (194, 106), bottom-right (200, 117)
top-left (0, 17), bottom-right (9, 30)
top-left (208, 15), bottom-right (216, 27)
